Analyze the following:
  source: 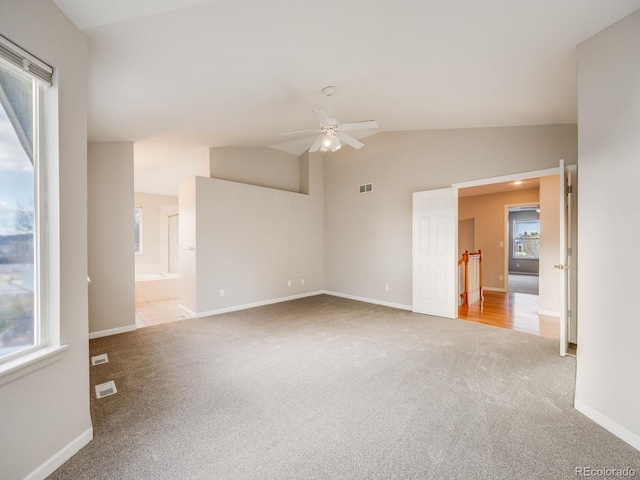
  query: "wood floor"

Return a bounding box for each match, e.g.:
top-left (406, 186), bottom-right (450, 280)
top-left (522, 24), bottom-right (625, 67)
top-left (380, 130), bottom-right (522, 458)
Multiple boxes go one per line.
top-left (458, 290), bottom-right (559, 339)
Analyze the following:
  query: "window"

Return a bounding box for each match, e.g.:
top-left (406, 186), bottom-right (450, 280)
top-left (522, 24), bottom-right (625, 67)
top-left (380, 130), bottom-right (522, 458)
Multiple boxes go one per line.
top-left (0, 35), bottom-right (52, 366)
top-left (513, 220), bottom-right (540, 259)
top-left (134, 207), bottom-right (142, 254)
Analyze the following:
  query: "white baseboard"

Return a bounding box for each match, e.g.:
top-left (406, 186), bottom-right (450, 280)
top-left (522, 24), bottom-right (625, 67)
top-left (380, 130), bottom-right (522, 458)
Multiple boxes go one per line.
top-left (323, 290), bottom-right (412, 311)
top-left (89, 324), bottom-right (136, 339)
top-left (575, 399), bottom-right (640, 452)
top-left (184, 291), bottom-right (326, 318)
top-left (538, 310), bottom-right (560, 318)
top-left (483, 287), bottom-right (506, 293)
top-left (25, 427), bottom-right (93, 480)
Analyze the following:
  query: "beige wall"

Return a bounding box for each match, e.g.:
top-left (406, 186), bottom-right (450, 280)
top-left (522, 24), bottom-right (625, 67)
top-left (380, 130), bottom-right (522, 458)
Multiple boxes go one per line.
top-left (210, 147), bottom-right (301, 193)
top-left (180, 152), bottom-right (324, 315)
top-left (0, 1), bottom-right (92, 478)
top-left (178, 178), bottom-right (197, 312)
top-left (459, 188), bottom-right (540, 290)
top-left (88, 143), bottom-right (135, 334)
top-left (538, 175), bottom-right (560, 316)
top-left (134, 192), bottom-right (178, 275)
top-left (324, 125), bottom-right (577, 307)
top-left (576, 9), bottom-right (640, 450)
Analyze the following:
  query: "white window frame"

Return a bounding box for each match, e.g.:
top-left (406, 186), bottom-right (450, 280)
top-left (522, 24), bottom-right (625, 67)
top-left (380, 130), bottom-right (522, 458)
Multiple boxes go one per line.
top-left (134, 207), bottom-right (143, 255)
top-left (0, 39), bottom-right (67, 385)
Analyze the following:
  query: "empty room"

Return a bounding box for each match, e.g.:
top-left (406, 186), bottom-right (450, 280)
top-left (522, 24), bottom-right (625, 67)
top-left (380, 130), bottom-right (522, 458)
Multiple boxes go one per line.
top-left (1, 1), bottom-right (639, 479)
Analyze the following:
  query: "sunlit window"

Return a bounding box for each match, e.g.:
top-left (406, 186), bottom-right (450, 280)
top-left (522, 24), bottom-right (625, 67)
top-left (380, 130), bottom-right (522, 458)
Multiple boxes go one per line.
top-left (513, 220), bottom-right (540, 259)
top-left (134, 207), bottom-right (142, 254)
top-left (0, 58), bottom-right (40, 361)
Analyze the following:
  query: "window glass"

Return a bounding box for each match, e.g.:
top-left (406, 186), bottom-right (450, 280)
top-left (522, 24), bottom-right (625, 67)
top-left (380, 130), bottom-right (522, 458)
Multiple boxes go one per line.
top-left (134, 208), bottom-right (142, 254)
top-left (513, 220), bottom-right (540, 259)
top-left (0, 61), bottom-right (36, 360)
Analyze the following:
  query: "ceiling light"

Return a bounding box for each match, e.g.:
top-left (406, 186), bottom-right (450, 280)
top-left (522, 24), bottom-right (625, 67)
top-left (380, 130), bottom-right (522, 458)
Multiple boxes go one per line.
top-left (331, 137), bottom-right (342, 152)
top-left (323, 135), bottom-right (332, 148)
top-left (513, 181), bottom-right (523, 185)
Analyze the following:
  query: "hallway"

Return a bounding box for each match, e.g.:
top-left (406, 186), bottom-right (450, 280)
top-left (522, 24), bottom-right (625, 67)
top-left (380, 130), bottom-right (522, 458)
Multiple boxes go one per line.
top-left (458, 290), bottom-right (559, 339)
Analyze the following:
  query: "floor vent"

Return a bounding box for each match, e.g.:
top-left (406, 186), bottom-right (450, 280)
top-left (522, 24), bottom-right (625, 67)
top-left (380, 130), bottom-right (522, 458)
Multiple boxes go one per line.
top-left (95, 380), bottom-right (117, 399)
top-left (91, 354), bottom-right (109, 366)
top-left (359, 183), bottom-right (373, 194)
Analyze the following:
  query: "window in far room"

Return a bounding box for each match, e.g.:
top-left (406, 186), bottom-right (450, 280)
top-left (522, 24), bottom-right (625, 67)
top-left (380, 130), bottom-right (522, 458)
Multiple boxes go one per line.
top-left (513, 220), bottom-right (540, 259)
top-left (134, 207), bottom-right (142, 254)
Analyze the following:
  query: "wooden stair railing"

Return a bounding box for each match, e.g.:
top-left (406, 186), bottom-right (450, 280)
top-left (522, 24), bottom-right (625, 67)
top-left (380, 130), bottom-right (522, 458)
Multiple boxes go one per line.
top-left (458, 249), bottom-right (483, 306)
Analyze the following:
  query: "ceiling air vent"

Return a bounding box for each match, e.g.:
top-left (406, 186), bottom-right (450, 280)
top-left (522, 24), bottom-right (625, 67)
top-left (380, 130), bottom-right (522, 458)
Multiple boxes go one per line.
top-left (359, 183), bottom-right (373, 194)
top-left (91, 353), bottom-right (109, 366)
top-left (95, 380), bottom-right (117, 399)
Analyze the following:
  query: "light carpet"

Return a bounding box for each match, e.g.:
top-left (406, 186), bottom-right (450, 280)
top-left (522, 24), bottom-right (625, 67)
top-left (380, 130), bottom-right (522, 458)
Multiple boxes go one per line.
top-left (49, 295), bottom-right (639, 479)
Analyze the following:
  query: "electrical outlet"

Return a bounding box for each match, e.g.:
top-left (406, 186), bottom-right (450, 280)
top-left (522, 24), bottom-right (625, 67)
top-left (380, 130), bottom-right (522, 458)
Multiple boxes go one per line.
top-left (385, 284), bottom-right (390, 292)
top-left (499, 241), bottom-right (504, 247)
top-left (301, 279), bottom-right (305, 285)
top-left (287, 280), bottom-right (291, 287)
top-left (499, 275), bottom-right (504, 281)
top-left (219, 289), bottom-right (224, 297)
top-left (516, 263), bottom-right (520, 267)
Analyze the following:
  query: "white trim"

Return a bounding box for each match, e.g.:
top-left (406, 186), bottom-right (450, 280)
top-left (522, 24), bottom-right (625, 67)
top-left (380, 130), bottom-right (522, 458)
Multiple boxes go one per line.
top-left (575, 399), bottom-right (640, 452)
top-left (0, 345), bottom-right (68, 386)
top-left (538, 310), bottom-right (560, 318)
top-left (182, 291), bottom-right (326, 318)
top-left (178, 304), bottom-right (197, 317)
top-left (483, 287), bottom-right (507, 293)
top-left (89, 325), bottom-right (136, 339)
top-left (180, 291), bottom-right (413, 319)
top-left (25, 427), bottom-right (93, 480)
top-left (324, 290), bottom-right (412, 311)
top-left (452, 167), bottom-right (561, 190)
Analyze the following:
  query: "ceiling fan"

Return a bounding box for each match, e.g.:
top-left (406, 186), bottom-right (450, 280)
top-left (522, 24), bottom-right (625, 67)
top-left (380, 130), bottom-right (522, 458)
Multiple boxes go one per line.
top-left (281, 86), bottom-right (379, 153)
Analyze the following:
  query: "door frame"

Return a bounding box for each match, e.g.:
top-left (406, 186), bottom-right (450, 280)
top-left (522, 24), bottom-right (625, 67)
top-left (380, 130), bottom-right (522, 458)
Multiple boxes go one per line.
top-left (504, 202), bottom-right (542, 294)
top-left (448, 166), bottom-right (575, 352)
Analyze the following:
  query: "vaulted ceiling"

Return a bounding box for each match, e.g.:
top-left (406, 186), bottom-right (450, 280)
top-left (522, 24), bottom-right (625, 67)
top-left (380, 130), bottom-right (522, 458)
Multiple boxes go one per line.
top-left (52, 0), bottom-right (640, 169)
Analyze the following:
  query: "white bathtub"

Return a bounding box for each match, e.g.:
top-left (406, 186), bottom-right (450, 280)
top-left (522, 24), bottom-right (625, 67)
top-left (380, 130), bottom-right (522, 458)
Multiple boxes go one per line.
top-left (135, 273), bottom-right (179, 302)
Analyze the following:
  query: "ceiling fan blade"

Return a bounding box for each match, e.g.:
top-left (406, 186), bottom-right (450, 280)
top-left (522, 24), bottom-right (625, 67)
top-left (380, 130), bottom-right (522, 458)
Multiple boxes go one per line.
top-left (312, 110), bottom-right (332, 125)
top-left (280, 128), bottom-right (321, 136)
top-left (340, 120), bottom-right (379, 131)
top-left (339, 133), bottom-right (365, 149)
top-left (308, 135), bottom-right (323, 153)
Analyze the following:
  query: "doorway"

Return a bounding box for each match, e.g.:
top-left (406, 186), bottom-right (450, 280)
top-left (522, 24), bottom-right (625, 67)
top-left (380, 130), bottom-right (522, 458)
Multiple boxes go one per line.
top-left (413, 165), bottom-right (576, 351)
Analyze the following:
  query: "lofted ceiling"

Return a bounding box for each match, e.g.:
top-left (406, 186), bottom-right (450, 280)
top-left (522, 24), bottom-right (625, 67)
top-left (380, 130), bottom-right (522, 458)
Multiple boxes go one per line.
top-left (52, 0), bottom-right (640, 171)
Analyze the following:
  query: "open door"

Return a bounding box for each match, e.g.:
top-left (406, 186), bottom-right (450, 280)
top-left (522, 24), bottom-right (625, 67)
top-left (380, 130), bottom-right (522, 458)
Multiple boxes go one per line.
top-left (556, 160), bottom-right (577, 356)
top-left (412, 188), bottom-right (457, 318)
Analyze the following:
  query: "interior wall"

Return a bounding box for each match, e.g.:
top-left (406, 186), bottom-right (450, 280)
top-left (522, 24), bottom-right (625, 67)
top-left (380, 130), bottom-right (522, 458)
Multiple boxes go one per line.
top-left (180, 152), bottom-right (324, 315)
top-left (324, 126), bottom-right (576, 307)
top-left (576, 9), bottom-right (640, 450)
top-left (134, 192), bottom-right (178, 275)
top-left (458, 218), bottom-right (474, 257)
top-left (210, 147), bottom-right (301, 193)
top-left (0, 1), bottom-right (92, 478)
top-left (508, 209), bottom-right (540, 275)
top-left (178, 178), bottom-right (197, 313)
top-left (88, 142), bottom-right (135, 334)
top-left (135, 156), bottom-right (210, 197)
top-left (538, 175), bottom-right (560, 316)
top-left (459, 188), bottom-right (539, 290)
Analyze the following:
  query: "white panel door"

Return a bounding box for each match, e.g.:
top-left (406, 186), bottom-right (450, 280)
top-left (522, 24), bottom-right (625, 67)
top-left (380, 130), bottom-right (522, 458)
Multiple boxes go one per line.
top-left (556, 159), bottom-right (580, 356)
top-left (412, 188), bottom-right (457, 318)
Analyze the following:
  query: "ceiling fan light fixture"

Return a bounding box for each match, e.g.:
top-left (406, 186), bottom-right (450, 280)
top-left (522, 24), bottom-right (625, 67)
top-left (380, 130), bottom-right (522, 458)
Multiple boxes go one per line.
top-left (331, 137), bottom-right (342, 152)
top-left (323, 135), bottom-right (332, 148)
